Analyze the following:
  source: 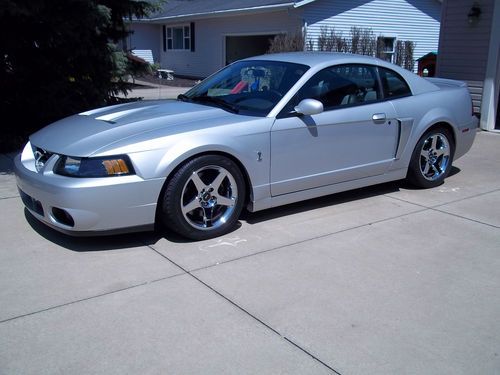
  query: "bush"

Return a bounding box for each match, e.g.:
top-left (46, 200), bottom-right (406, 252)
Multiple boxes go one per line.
top-left (310, 26), bottom-right (415, 71)
top-left (267, 31), bottom-right (305, 53)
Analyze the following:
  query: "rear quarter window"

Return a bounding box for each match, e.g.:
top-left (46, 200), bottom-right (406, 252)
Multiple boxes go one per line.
top-left (379, 67), bottom-right (412, 99)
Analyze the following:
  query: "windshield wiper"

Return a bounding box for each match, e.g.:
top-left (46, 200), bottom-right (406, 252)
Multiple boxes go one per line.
top-left (177, 94), bottom-right (191, 102)
top-left (190, 95), bottom-right (239, 114)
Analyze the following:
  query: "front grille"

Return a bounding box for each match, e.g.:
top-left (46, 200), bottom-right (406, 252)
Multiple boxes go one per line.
top-left (19, 189), bottom-right (44, 216)
top-left (31, 146), bottom-right (53, 173)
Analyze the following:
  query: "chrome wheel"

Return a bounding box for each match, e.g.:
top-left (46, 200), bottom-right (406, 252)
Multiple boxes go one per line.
top-left (419, 133), bottom-right (451, 181)
top-left (180, 165), bottom-right (238, 231)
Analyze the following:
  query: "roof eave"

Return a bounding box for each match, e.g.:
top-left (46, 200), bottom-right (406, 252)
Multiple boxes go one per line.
top-left (140, 2), bottom-right (296, 23)
top-left (294, 0), bottom-right (317, 7)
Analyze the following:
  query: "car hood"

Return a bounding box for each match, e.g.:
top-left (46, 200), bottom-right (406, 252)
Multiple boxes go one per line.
top-left (30, 100), bottom-right (246, 156)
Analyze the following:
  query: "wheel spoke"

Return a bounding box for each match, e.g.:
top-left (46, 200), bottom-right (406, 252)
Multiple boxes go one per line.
top-left (216, 195), bottom-right (235, 207)
top-left (431, 164), bottom-right (441, 175)
top-left (202, 208), bottom-right (210, 228)
top-left (210, 170), bottom-right (228, 191)
top-left (190, 171), bottom-right (206, 192)
top-left (435, 149), bottom-right (445, 158)
top-left (422, 163), bottom-right (430, 175)
top-left (431, 135), bottom-right (438, 150)
top-left (182, 198), bottom-right (201, 215)
top-left (420, 149), bottom-right (429, 159)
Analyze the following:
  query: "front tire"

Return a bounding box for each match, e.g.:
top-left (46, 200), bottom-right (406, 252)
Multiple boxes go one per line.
top-left (161, 155), bottom-right (246, 240)
top-left (407, 127), bottom-right (455, 188)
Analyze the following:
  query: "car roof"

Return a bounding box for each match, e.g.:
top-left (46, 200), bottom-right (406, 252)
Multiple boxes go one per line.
top-left (244, 51), bottom-right (380, 66)
top-left (243, 52), bottom-right (439, 95)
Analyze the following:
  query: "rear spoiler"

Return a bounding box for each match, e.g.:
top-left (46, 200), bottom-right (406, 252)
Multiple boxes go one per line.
top-left (425, 77), bottom-right (468, 88)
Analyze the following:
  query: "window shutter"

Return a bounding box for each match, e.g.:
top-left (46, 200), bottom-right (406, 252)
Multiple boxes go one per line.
top-left (190, 22), bottom-right (195, 52)
top-left (162, 25), bottom-right (167, 52)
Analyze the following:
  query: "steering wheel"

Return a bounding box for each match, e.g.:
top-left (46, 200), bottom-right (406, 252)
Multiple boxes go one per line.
top-left (355, 86), bottom-right (367, 98)
top-left (232, 89), bottom-right (283, 104)
top-left (265, 89), bottom-right (283, 101)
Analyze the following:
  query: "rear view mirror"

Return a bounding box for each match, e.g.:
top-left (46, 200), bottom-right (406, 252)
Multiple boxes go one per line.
top-left (294, 99), bottom-right (323, 116)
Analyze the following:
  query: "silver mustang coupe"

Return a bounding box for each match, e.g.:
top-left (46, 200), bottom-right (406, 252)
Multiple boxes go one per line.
top-left (15, 52), bottom-right (478, 240)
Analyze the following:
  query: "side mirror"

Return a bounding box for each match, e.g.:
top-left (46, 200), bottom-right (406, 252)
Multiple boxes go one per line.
top-left (294, 99), bottom-right (323, 116)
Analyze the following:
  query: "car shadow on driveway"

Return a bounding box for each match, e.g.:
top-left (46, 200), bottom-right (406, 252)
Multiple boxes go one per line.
top-left (242, 180), bottom-right (402, 224)
top-left (23, 209), bottom-right (187, 251)
top-left (23, 167), bottom-right (461, 250)
top-left (243, 165), bottom-right (460, 224)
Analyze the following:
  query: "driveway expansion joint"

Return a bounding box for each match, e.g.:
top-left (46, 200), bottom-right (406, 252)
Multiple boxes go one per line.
top-left (0, 272), bottom-right (185, 324)
top-left (385, 188), bottom-right (500, 228)
top-left (431, 187), bottom-right (500, 209)
top-left (431, 209), bottom-right (500, 229)
top-left (0, 195), bottom-right (20, 201)
top-left (181, 208), bottom-right (429, 275)
top-left (385, 187), bottom-right (500, 210)
top-left (147, 245), bottom-right (342, 374)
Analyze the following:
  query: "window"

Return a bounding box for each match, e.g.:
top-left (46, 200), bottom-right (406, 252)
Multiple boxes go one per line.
top-left (378, 67), bottom-right (412, 98)
top-left (166, 26), bottom-right (190, 50)
top-left (290, 64), bottom-right (381, 111)
top-left (377, 37), bottom-right (396, 63)
top-left (183, 60), bottom-right (308, 116)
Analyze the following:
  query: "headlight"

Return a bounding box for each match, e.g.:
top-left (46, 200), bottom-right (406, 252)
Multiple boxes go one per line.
top-left (54, 155), bottom-right (135, 177)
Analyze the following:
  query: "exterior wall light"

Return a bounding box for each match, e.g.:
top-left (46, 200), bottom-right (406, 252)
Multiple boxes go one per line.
top-left (468, 3), bottom-right (481, 24)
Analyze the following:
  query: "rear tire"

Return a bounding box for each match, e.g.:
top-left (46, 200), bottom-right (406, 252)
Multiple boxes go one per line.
top-left (407, 127), bottom-right (455, 188)
top-left (161, 155), bottom-right (246, 240)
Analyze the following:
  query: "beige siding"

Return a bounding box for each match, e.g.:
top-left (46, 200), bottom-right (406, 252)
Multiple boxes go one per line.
top-left (159, 10), bottom-right (302, 78)
top-left (437, 0), bottom-right (495, 84)
top-left (126, 23), bottom-right (161, 63)
top-left (467, 80), bottom-right (484, 114)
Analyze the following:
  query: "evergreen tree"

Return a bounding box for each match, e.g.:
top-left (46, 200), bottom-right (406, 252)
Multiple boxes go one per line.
top-left (0, 0), bottom-right (161, 151)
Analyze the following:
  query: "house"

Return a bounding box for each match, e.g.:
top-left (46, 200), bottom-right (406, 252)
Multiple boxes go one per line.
top-left (127, 0), bottom-right (441, 78)
top-left (437, 0), bottom-right (499, 131)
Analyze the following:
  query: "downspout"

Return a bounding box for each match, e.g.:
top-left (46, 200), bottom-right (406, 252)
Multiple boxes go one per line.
top-left (480, 0), bottom-right (500, 131)
top-left (303, 19), bottom-right (308, 51)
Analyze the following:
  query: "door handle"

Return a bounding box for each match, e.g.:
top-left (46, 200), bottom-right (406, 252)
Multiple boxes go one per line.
top-left (372, 113), bottom-right (386, 124)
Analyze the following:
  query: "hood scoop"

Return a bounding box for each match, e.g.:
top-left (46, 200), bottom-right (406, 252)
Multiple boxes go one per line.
top-left (95, 107), bottom-right (157, 123)
top-left (31, 100), bottom-right (232, 157)
top-left (81, 105), bottom-right (160, 124)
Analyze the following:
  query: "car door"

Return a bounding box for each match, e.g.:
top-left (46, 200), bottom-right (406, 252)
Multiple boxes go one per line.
top-left (270, 64), bottom-right (399, 196)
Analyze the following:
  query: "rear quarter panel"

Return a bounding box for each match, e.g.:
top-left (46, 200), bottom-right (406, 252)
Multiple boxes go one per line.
top-left (389, 85), bottom-right (475, 170)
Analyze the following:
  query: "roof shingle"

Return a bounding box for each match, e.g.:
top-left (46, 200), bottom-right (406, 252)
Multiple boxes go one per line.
top-left (150, 0), bottom-right (297, 19)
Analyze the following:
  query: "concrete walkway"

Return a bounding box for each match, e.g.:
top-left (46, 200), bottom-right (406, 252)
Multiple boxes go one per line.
top-left (117, 79), bottom-right (193, 100)
top-left (1, 131), bottom-right (499, 374)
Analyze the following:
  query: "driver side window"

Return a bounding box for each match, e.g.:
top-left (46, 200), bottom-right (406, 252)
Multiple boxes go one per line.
top-left (292, 64), bottom-right (381, 112)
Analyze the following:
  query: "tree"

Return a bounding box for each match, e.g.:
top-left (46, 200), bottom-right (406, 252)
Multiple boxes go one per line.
top-left (0, 0), bottom-right (161, 151)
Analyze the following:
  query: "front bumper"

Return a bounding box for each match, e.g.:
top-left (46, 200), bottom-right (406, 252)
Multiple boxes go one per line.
top-left (14, 146), bottom-right (166, 234)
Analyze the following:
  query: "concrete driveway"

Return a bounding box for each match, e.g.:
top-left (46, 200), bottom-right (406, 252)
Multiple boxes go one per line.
top-left (1, 131), bottom-right (499, 374)
top-left (117, 80), bottom-right (191, 100)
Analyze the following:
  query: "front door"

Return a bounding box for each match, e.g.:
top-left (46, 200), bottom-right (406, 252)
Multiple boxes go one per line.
top-left (270, 64), bottom-right (399, 196)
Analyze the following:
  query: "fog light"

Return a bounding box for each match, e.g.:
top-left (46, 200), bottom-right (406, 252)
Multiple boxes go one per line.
top-left (52, 208), bottom-right (75, 227)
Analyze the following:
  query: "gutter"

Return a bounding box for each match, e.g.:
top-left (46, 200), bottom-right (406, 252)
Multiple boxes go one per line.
top-left (139, 2), bottom-right (295, 23)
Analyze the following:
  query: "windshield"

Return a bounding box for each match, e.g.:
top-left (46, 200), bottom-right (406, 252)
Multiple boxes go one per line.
top-left (181, 60), bottom-right (309, 116)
